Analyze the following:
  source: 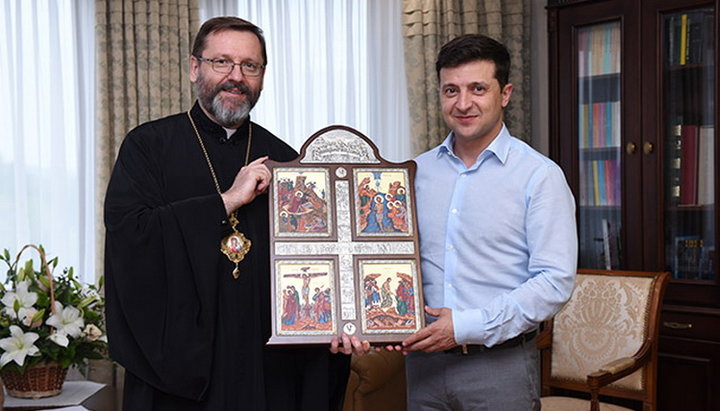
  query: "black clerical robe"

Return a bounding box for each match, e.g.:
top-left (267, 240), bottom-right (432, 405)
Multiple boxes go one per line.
top-left (104, 102), bottom-right (350, 410)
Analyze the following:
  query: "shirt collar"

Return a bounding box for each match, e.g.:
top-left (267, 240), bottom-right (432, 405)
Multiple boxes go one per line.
top-left (436, 123), bottom-right (512, 166)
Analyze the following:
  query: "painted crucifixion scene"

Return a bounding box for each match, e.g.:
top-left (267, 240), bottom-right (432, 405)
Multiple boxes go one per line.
top-left (275, 261), bottom-right (336, 334)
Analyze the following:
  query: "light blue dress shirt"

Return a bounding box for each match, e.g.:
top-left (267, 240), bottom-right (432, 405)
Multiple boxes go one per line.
top-left (413, 124), bottom-right (578, 347)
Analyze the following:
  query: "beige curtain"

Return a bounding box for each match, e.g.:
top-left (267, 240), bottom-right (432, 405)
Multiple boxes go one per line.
top-left (403, 0), bottom-right (532, 155)
top-left (95, 0), bottom-right (199, 273)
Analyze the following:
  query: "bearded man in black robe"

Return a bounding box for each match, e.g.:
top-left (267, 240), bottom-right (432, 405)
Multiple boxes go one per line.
top-left (104, 17), bottom-right (358, 410)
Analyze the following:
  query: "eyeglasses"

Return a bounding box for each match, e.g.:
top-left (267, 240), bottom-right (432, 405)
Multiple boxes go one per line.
top-left (194, 56), bottom-right (265, 77)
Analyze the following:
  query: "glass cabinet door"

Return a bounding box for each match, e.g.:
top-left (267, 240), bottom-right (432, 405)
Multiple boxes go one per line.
top-left (662, 7), bottom-right (716, 281)
top-left (576, 21), bottom-right (622, 270)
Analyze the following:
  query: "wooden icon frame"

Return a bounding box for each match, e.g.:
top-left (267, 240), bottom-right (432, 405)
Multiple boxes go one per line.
top-left (266, 125), bottom-right (424, 344)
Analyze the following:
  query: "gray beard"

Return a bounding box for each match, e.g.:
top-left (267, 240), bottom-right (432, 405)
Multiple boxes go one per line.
top-left (210, 94), bottom-right (252, 127)
top-left (194, 78), bottom-right (259, 128)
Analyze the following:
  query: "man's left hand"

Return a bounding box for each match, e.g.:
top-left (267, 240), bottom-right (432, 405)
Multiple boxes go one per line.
top-left (401, 306), bottom-right (456, 352)
top-left (330, 334), bottom-right (371, 356)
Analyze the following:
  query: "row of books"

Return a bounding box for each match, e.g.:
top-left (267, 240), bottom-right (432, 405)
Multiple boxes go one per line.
top-left (672, 236), bottom-right (715, 280)
top-left (668, 124), bottom-right (715, 205)
top-left (667, 10), bottom-right (715, 66)
top-left (578, 22), bottom-right (620, 77)
top-left (578, 101), bottom-right (621, 148)
top-left (579, 159), bottom-right (621, 206)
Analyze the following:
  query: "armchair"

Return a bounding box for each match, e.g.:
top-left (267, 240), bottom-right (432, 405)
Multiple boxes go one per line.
top-left (342, 350), bottom-right (406, 411)
top-left (538, 269), bottom-right (669, 411)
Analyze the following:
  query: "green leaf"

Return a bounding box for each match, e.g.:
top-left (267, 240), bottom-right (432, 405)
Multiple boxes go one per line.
top-left (78, 296), bottom-right (96, 309)
top-left (38, 274), bottom-right (51, 289)
top-left (24, 259), bottom-right (34, 275)
top-left (31, 309), bottom-right (45, 323)
top-left (13, 299), bottom-right (20, 313)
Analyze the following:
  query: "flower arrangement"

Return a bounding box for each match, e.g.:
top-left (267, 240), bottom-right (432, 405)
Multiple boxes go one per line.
top-left (0, 245), bottom-right (107, 378)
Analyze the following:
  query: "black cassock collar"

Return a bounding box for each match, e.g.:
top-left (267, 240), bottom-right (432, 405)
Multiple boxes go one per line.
top-left (190, 101), bottom-right (251, 146)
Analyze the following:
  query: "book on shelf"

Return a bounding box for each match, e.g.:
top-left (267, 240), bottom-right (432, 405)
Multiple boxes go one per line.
top-left (699, 246), bottom-right (715, 280)
top-left (679, 124), bottom-right (699, 205)
top-left (592, 161), bottom-right (601, 206)
top-left (583, 159), bottom-right (620, 206)
top-left (680, 13), bottom-right (689, 65)
top-left (673, 235), bottom-right (703, 279)
top-left (598, 160), bottom-right (607, 205)
top-left (578, 22), bottom-right (620, 77)
top-left (579, 101), bottom-right (620, 149)
top-left (667, 10), bottom-right (715, 66)
top-left (697, 125), bottom-right (715, 205)
top-left (601, 218), bottom-right (620, 270)
top-left (668, 123), bottom-right (682, 203)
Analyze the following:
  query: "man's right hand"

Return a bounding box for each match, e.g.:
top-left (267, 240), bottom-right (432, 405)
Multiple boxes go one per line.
top-left (221, 156), bottom-right (271, 214)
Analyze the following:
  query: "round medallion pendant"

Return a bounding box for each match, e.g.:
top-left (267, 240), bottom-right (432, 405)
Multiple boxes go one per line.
top-left (221, 232), bottom-right (252, 279)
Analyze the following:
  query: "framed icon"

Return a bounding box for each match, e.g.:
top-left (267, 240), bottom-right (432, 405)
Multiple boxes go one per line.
top-left (354, 168), bottom-right (413, 237)
top-left (266, 125), bottom-right (424, 344)
top-left (274, 259), bottom-right (337, 338)
top-left (358, 259), bottom-right (421, 334)
top-left (272, 168), bottom-right (333, 237)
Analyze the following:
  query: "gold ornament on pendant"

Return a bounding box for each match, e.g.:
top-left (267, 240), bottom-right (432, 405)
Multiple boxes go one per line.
top-left (220, 214), bottom-right (252, 279)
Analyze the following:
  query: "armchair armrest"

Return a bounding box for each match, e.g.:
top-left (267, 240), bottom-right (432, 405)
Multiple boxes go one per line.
top-left (587, 342), bottom-right (654, 411)
top-left (597, 357), bottom-right (636, 375)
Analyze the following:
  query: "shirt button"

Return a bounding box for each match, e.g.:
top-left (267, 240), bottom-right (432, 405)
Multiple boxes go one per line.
top-left (447, 284), bottom-right (452, 289)
top-left (461, 173), bottom-right (467, 178)
top-left (221, 219), bottom-right (228, 225)
top-left (451, 209), bottom-right (458, 214)
top-left (447, 245), bottom-right (454, 251)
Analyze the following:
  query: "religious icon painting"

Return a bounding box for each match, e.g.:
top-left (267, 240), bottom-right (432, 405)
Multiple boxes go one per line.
top-left (272, 168), bottom-right (333, 237)
top-left (358, 259), bottom-right (422, 335)
top-left (266, 125), bottom-right (424, 344)
top-left (353, 168), bottom-right (413, 237)
top-left (274, 259), bottom-right (337, 336)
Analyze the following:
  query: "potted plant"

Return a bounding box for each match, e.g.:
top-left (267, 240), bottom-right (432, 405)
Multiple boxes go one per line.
top-left (0, 245), bottom-right (107, 399)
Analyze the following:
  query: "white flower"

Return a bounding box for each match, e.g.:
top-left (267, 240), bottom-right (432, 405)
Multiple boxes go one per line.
top-left (82, 324), bottom-right (104, 342)
top-left (0, 325), bottom-right (40, 367)
top-left (46, 301), bottom-right (84, 338)
top-left (48, 332), bottom-right (69, 347)
top-left (21, 307), bottom-right (43, 328)
top-left (1, 280), bottom-right (38, 322)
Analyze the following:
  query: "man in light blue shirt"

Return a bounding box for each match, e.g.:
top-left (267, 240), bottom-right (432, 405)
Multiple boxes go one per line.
top-left (401, 34), bottom-right (577, 410)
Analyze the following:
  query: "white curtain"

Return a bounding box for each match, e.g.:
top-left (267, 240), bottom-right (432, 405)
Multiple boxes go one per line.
top-left (0, 0), bottom-right (96, 284)
top-left (199, 0), bottom-right (411, 162)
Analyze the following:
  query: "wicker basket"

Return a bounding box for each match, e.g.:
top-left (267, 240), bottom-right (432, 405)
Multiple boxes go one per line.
top-left (1, 361), bottom-right (68, 398)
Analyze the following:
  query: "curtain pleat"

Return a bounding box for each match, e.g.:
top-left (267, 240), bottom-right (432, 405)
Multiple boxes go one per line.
top-left (402, 0), bottom-right (531, 155)
top-left (95, 0), bottom-right (199, 275)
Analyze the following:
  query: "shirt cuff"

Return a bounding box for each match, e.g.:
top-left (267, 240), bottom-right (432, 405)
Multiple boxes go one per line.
top-left (452, 308), bottom-right (485, 345)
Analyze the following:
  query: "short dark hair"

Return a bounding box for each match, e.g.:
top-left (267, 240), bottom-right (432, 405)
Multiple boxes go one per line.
top-left (435, 34), bottom-right (510, 88)
top-left (191, 16), bottom-right (267, 65)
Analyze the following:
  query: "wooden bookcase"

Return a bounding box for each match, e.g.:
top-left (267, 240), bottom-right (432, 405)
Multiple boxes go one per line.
top-left (547, 0), bottom-right (719, 409)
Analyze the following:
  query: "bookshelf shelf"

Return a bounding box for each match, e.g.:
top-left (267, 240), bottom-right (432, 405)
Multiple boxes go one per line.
top-left (548, 0), bottom-right (718, 409)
